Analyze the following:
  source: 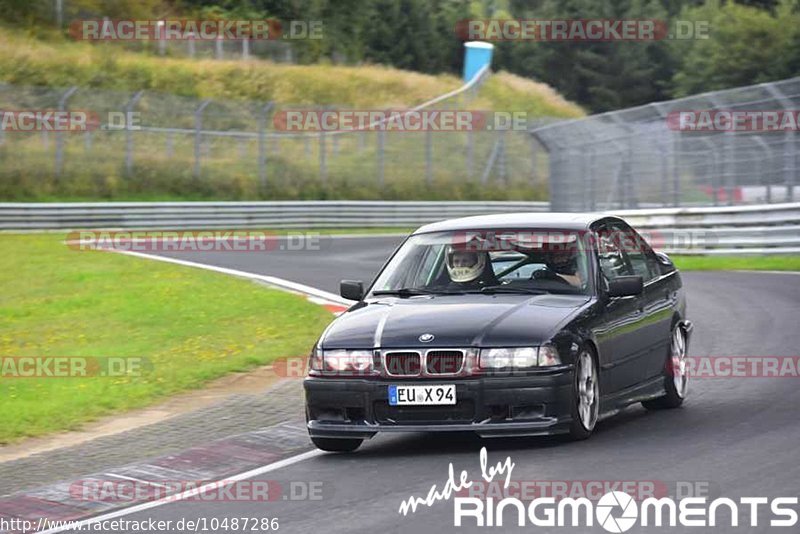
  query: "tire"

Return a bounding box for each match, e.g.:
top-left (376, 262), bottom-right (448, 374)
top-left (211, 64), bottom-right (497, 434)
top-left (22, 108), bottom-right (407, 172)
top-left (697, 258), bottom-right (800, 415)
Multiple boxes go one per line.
top-left (311, 437), bottom-right (363, 452)
top-left (642, 324), bottom-right (687, 410)
top-left (567, 348), bottom-right (600, 440)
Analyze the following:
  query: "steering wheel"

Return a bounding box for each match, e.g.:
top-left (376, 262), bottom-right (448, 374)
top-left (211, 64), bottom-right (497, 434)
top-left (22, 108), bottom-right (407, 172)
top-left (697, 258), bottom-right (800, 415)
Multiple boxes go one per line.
top-left (531, 268), bottom-right (572, 285)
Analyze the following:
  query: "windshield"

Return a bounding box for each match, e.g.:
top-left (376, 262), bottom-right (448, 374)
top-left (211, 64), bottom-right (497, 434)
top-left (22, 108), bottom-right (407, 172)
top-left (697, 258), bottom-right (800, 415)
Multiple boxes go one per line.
top-left (369, 229), bottom-right (594, 297)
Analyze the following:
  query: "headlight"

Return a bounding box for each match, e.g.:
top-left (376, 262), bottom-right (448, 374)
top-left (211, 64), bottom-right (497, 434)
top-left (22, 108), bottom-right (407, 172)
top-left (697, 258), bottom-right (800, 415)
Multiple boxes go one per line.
top-left (479, 346), bottom-right (561, 369)
top-left (310, 348), bottom-right (374, 376)
top-left (537, 345), bottom-right (562, 366)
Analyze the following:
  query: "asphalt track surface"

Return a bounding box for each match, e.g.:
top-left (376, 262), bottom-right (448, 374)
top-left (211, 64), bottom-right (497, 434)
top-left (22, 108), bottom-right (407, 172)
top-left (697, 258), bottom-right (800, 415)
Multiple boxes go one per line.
top-left (104, 237), bottom-right (800, 533)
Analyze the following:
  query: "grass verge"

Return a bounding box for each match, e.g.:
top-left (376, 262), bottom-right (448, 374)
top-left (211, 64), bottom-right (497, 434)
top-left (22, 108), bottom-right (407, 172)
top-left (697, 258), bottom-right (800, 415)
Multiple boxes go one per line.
top-left (0, 233), bottom-right (333, 444)
top-left (671, 255), bottom-right (800, 272)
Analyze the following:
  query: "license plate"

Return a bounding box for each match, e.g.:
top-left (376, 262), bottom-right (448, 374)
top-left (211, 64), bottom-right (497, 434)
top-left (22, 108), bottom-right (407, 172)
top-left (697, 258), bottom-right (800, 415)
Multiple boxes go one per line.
top-left (388, 384), bottom-right (456, 406)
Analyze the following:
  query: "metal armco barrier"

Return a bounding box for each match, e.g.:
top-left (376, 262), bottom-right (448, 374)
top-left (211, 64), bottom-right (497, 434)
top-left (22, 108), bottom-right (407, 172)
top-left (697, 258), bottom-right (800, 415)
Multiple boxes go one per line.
top-left (0, 201), bottom-right (548, 230)
top-left (1, 201), bottom-right (798, 255)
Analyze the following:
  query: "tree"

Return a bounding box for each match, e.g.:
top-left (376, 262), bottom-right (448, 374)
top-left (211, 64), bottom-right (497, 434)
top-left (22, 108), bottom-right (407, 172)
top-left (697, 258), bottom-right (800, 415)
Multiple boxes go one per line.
top-left (672, 0), bottom-right (798, 96)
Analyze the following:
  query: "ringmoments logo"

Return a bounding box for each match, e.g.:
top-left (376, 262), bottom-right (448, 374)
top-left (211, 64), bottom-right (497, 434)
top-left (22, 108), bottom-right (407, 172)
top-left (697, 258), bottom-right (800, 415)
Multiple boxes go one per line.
top-left (397, 448), bottom-right (800, 530)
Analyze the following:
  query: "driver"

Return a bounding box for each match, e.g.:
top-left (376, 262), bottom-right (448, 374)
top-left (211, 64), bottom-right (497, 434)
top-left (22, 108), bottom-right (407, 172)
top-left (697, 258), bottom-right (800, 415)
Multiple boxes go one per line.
top-left (445, 246), bottom-right (496, 287)
top-left (545, 246), bottom-right (583, 288)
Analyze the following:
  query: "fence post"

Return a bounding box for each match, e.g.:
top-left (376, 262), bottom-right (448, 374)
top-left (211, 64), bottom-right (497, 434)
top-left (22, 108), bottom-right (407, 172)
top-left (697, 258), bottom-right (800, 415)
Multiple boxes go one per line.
top-left (55, 86), bottom-right (78, 180)
top-left (650, 103), bottom-right (673, 207)
top-left (377, 129), bottom-right (385, 188)
top-left (658, 143), bottom-right (668, 207)
top-left (55, 0), bottom-right (63, 27)
top-left (723, 132), bottom-right (735, 205)
top-left (588, 148), bottom-right (596, 210)
top-left (466, 129), bottom-right (474, 180)
top-left (242, 38), bottom-right (250, 60)
top-left (751, 137), bottom-right (773, 203)
top-left (672, 134), bottom-right (680, 207)
top-left (497, 129), bottom-right (507, 184)
top-left (608, 116), bottom-right (637, 208)
top-left (194, 100), bottom-right (211, 180)
top-left (125, 91), bottom-right (144, 178)
top-left (425, 129), bottom-right (433, 186)
top-left (187, 33), bottom-right (196, 58)
top-left (319, 132), bottom-right (327, 185)
top-left (763, 83), bottom-right (796, 202)
top-left (156, 21), bottom-right (166, 55)
top-left (215, 36), bottom-right (224, 60)
top-left (257, 102), bottom-right (274, 190)
top-left (480, 135), bottom-right (501, 185)
top-left (698, 138), bottom-right (720, 207)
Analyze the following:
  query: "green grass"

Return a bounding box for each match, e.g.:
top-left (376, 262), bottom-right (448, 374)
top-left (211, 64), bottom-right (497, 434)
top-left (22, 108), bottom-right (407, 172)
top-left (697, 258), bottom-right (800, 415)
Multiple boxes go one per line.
top-left (0, 233), bottom-right (334, 443)
top-left (671, 255), bottom-right (800, 272)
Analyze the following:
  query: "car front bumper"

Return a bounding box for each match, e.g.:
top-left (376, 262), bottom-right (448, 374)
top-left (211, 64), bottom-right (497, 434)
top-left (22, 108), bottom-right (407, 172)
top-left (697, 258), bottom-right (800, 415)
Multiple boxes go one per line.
top-left (304, 369), bottom-right (574, 439)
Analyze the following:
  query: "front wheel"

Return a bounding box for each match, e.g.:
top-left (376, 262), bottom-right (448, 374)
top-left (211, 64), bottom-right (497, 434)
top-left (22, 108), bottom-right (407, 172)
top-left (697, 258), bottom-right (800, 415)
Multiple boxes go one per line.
top-left (311, 437), bottom-right (363, 452)
top-left (567, 349), bottom-right (599, 440)
top-left (642, 325), bottom-right (687, 410)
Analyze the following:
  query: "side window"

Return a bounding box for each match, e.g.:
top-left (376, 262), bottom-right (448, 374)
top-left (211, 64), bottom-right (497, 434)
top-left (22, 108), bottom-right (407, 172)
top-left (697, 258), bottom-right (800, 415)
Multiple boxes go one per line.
top-left (596, 225), bottom-right (633, 281)
top-left (610, 221), bottom-right (657, 282)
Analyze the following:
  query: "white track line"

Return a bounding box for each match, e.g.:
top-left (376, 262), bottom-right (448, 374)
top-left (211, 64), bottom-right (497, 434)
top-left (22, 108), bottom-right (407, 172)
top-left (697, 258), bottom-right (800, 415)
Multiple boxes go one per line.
top-left (110, 249), bottom-right (350, 306)
top-left (37, 450), bottom-right (323, 534)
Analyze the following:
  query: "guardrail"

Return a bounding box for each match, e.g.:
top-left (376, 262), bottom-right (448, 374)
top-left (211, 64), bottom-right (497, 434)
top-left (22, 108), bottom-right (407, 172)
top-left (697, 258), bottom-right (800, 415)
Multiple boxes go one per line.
top-left (1, 201), bottom-right (798, 255)
top-left (0, 201), bottom-right (549, 230)
top-left (616, 203), bottom-right (800, 255)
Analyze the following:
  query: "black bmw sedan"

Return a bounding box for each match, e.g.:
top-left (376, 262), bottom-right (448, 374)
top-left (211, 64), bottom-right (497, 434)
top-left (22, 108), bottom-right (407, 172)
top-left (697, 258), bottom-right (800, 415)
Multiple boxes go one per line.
top-left (304, 213), bottom-right (693, 452)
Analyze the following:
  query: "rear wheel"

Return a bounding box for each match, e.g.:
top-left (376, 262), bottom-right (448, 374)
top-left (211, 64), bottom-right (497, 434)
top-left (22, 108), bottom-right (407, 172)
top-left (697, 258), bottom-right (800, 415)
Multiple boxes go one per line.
top-left (311, 437), bottom-right (363, 452)
top-left (642, 325), bottom-right (687, 410)
top-left (568, 349), bottom-right (599, 440)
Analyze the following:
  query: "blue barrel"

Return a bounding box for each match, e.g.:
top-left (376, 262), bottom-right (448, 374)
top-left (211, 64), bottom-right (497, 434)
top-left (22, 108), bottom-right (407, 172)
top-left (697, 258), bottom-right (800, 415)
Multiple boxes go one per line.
top-left (463, 41), bottom-right (494, 82)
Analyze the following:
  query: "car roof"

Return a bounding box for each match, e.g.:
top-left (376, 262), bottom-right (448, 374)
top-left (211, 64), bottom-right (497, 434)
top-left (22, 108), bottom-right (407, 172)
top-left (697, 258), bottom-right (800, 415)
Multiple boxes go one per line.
top-left (412, 212), bottom-right (619, 234)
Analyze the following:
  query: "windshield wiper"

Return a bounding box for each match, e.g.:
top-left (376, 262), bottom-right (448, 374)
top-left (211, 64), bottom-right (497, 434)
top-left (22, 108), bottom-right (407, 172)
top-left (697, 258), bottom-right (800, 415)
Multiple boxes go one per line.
top-left (479, 285), bottom-right (546, 295)
top-left (371, 287), bottom-right (463, 297)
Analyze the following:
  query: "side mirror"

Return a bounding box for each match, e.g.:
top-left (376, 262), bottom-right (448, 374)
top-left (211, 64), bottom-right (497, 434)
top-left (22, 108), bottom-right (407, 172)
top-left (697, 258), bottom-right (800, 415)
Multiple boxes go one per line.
top-left (655, 251), bottom-right (676, 273)
top-left (607, 275), bottom-right (643, 298)
top-left (340, 280), bottom-right (364, 301)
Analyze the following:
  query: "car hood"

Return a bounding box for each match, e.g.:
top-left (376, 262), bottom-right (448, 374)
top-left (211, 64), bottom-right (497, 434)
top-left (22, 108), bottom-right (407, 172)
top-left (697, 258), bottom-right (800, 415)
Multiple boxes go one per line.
top-left (319, 294), bottom-right (593, 349)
